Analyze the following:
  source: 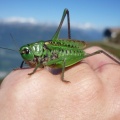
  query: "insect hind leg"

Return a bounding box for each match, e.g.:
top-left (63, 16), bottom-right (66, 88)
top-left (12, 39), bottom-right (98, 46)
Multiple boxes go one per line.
top-left (52, 8), bottom-right (71, 40)
top-left (85, 50), bottom-right (120, 65)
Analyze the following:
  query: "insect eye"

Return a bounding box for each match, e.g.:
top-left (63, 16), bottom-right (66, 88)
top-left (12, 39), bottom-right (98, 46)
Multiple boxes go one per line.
top-left (24, 49), bottom-right (30, 54)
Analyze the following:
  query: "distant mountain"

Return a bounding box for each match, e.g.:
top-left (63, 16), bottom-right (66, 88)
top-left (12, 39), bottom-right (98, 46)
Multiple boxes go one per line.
top-left (0, 21), bottom-right (104, 78)
top-left (0, 22), bottom-right (103, 45)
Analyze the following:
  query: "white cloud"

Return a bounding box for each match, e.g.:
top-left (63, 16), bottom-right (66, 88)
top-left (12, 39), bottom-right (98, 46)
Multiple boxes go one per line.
top-left (0, 17), bottom-right (102, 30)
top-left (0, 17), bottom-right (38, 24)
top-left (71, 22), bottom-right (96, 30)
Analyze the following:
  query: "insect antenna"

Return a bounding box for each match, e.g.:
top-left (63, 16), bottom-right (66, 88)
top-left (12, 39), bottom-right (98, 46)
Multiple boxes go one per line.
top-left (0, 33), bottom-right (19, 52)
top-left (10, 33), bottom-right (19, 51)
top-left (0, 46), bottom-right (18, 52)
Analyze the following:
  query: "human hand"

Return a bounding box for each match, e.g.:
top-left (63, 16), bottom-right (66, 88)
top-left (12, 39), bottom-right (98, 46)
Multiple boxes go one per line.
top-left (0, 46), bottom-right (120, 120)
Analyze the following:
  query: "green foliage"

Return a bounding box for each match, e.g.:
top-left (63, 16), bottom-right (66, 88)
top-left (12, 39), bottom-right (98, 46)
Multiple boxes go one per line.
top-left (115, 32), bottom-right (120, 43)
top-left (88, 42), bottom-right (120, 59)
top-left (108, 32), bottom-right (120, 44)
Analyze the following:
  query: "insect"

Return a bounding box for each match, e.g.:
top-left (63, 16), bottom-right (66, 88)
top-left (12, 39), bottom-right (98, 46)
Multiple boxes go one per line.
top-left (0, 9), bottom-right (120, 82)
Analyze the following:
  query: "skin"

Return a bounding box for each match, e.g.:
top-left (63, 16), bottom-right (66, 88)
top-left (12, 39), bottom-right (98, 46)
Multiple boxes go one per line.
top-left (0, 46), bottom-right (120, 120)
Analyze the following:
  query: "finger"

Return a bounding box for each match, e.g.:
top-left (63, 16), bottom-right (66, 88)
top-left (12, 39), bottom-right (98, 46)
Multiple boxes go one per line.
top-left (1, 68), bottom-right (59, 89)
top-left (84, 46), bottom-right (120, 90)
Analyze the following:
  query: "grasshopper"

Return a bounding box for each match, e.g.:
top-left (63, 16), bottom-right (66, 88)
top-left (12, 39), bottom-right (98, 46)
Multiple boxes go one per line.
top-left (0, 9), bottom-right (120, 82)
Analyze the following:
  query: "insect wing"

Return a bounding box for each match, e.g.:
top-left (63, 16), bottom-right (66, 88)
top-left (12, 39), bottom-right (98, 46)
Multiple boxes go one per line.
top-left (45, 39), bottom-right (86, 50)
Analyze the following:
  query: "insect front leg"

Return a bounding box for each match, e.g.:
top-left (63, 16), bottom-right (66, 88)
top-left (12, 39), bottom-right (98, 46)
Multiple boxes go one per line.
top-left (84, 50), bottom-right (120, 65)
top-left (28, 63), bottom-right (42, 75)
top-left (20, 61), bottom-right (24, 68)
top-left (13, 61), bottom-right (25, 71)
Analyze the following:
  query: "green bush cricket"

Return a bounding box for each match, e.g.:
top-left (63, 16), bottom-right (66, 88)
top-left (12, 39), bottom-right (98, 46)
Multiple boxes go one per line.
top-left (0, 9), bottom-right (120, 82)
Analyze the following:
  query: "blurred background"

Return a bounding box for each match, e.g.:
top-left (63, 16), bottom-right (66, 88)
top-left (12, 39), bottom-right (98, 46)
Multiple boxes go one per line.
top-left (0, 0), bottom-right (120, 82)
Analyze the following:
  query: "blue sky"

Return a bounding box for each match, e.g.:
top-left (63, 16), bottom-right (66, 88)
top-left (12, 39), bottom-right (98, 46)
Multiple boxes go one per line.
top-left (0, 0), bottom-right (120, 29)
